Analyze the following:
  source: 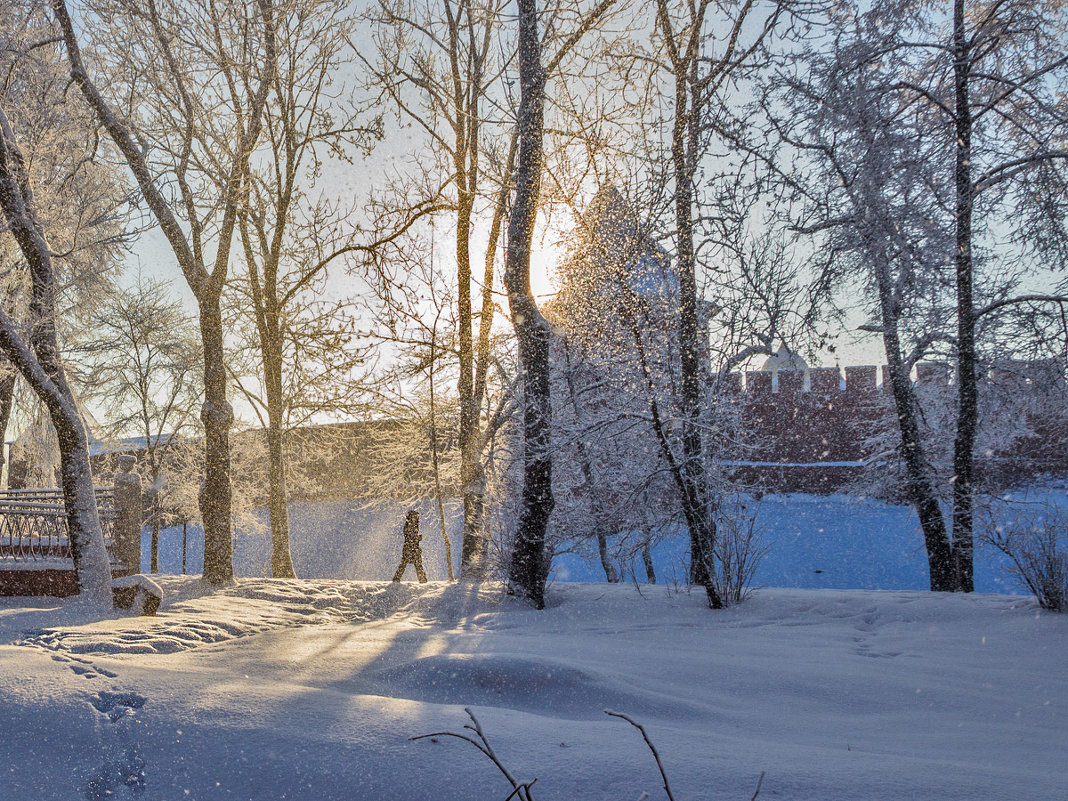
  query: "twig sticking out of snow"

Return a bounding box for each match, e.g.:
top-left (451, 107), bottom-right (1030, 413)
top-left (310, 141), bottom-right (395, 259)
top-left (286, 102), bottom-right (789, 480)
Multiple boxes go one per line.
top-left (411, 707), bottom-right (537, 800)
top-left (605, 710), bottom-right (764, 801)
top-left (605, 709), bottom-right (676, 801)
top-left (413, 707), bottom-right (764, 801)
top-left (749, 772), bottom-right (764, 801)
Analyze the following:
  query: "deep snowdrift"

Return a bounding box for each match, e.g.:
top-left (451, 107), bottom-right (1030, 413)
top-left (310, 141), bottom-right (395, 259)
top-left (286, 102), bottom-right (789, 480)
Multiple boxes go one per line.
top-left (1, 579), bottom-right (1064, 800)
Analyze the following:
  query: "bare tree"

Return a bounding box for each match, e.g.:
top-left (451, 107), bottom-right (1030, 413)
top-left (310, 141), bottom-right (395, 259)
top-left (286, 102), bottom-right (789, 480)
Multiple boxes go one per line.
top-left (1, 1), bottom-right (128, 491)
top-left (53, 0), bottom-right (277, 584)
top-left (942, 0), bottom-right (1068, 591)
top-left (638, 0), bottom-right (782, 608)
top-left (502, 0), bottom-right (554, 606)
top-left (357, 225), bottom-right (519, 579)
top-left (0, 113), bottom-right (112, 601)
top-left (362, 0), bottom-right (619, 584)
top-left (0, 113), bottom-right (112, 600)
top-left (68, 275), bottom-right (201, 574)
top-left (232, 0), bottom-right (378, 578)
top-left (0, 3), bottom-right (135, 602)
top-left (360, 0), bottom-right (519, 580)
top-left (771, 0), bottom-right (1068, 591)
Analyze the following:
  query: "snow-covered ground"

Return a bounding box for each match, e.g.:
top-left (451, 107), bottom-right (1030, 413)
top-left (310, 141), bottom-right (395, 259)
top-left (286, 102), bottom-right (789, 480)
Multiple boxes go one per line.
top-left (1, 579), bottom-right (1064, 800)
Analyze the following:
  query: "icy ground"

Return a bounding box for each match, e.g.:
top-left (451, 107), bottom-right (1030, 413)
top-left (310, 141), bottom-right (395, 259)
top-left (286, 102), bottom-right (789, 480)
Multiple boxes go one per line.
top-left (1, 579), bottom-right (1064, 800)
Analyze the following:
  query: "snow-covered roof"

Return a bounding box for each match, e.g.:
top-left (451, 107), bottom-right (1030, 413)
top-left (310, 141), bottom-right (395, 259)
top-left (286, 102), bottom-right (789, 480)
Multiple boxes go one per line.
top-left (760, 345), bottom-right (808, 372)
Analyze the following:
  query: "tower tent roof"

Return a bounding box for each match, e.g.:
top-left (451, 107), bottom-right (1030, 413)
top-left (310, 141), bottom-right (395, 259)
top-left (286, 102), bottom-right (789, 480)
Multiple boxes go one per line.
top-left (760, 345), bottom-right (808, 372)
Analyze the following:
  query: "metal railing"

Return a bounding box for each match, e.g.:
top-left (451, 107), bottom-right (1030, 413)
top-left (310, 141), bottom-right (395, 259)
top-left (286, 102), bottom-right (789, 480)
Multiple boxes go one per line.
top-left (0, 487), bottom-right (118, 562)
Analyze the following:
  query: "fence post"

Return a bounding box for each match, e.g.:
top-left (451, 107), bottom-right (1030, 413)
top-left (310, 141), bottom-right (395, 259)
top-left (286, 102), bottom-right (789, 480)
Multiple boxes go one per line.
top-left (113, 455), bottom-right (143, 573)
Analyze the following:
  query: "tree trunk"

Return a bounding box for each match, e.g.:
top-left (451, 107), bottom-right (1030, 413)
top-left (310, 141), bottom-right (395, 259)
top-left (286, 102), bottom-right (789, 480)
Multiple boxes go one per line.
top-left (0, 323), bottom-right (112, 604)
top-left (151, 494), bottom-right (160, 573)
top-left (880, 324), bottom-right (956, 591)
top-left (642, 535), bottom-right (656, 584)
top-left (457, 180), bottom-right (483, 580)
top-left (620, 275), bottom-right (722, 607)
top-left (54, 415), bottom-right (113, 603)
top-left (0, 369), bottom-right (14, 486)
top-left (0, 108), bottom-right (112, 604)
top-left (667, 45), bottom-right (720, 608)
top-left (462, 136), bottom-right (517, 580)
top-left (866, 193), bottom-right (955, 590)
top-left (264, 339), bottom-right (295, 578)
top-left (451, 12), bottom-right (490, 582)
top-left (429, 338), bottom-right (455, 580)
top-left (198, 296), bottom-right (235, 585)
top-left (951, 0), bottom-right (976, 593)
top-left (504, 0), bottom-right (553, 608)
top-left (266, 418), bottom-right (295, 578)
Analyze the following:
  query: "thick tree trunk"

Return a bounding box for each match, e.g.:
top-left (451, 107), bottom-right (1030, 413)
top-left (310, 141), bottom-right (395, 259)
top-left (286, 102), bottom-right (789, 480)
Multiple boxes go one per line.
top-left (54, 415), bottom-right (113, 603)
top-left (641, 536), bottom-right (656, 584)
top-left (504, 0), bottom-right (553, 608)
top-left (456, 182), bottom-right (484, 580)
top-left (198, 297), bottom-right (235, 585)
top-left (448, 0), bottom-right (481, 581)
top-left (0, 321), bottom-right (113, 605)
top-left (507, 317), bottom-right (554, 607)
top-left (951, 0), bottom-right (976, 593)
top-left (867, 205), bottom-right (955, 590)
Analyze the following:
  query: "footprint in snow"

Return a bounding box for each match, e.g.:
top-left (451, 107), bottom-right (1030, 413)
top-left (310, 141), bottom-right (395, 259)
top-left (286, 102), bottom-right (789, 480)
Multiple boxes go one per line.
top-left (84, 691), bottom-right (148, 799)
top-left (89, 691), bottom-right (147, 720)
top-left (16, 632), bottom-right (119, 680)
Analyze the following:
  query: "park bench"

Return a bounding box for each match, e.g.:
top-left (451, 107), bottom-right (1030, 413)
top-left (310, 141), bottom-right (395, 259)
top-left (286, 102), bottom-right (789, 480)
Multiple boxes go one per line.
top-left (0, 478), bottom-right (142, 596)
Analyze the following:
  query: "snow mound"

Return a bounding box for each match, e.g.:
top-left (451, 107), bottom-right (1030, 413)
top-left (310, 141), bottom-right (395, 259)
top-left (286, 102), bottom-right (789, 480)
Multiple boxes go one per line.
top-left (368, 651), bottom-right (698, 720)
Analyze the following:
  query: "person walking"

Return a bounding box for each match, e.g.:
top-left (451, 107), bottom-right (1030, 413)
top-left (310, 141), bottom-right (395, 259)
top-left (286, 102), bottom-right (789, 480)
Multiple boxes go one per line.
top-left (392, 509), bottom-right (427, 582)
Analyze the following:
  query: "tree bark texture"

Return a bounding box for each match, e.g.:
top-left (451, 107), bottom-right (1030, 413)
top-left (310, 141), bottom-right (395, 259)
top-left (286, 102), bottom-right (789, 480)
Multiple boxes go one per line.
top-left (266, 401), bottom-right (295, 578)
top-left (254, 274), bottom-right (296, 578)
top-left (198, 297), bottom-right (236, 584)
top-left (877, 307), bottom-right (956, 591)
top-left (504, 0), bottom-right (553, 609)
top-left (950, 0), bottom-right (976, 593)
